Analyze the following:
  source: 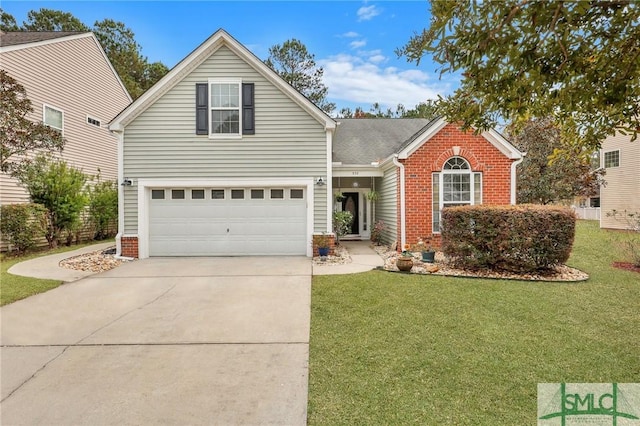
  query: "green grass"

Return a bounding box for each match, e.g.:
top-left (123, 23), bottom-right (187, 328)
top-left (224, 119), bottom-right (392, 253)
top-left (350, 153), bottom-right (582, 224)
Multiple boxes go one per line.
top-left (0, 240), bottom-right (113, 306)
top-left (308, 221), bottom-right (640, 425)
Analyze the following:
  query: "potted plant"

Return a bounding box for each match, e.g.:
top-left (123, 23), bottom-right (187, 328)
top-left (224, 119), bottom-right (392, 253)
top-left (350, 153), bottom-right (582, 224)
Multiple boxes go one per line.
top-left (418, 237), bottom-right (436, 263)
top-left (396, 244), bottom-right (414, 272)
top-left (365, 190), bottom-right (378, 201)
top-left (315, 233), bottom-right (331, 259)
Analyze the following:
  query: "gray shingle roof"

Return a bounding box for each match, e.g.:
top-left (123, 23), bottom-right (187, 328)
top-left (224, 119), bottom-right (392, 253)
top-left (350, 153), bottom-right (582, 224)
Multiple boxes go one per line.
top-left (333, 118), bottom-right (435, 164)
top-left (0, 31), bottom-right (87, 47)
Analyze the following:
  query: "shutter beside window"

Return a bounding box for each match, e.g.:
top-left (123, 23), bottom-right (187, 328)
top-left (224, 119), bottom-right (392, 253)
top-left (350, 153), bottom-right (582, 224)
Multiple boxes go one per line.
top-left (242, 83), bottom-right (255, 135)
top-left (196, 83), bottom-right (208, 135)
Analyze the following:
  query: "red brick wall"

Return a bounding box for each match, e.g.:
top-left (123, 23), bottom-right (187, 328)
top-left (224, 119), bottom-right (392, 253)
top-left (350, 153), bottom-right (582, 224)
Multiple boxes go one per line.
top-left (312, 233), bottom-right (336, 256)
top-left (121, 236), bottom-right (139, 258)
top-left (400, 124), bottom-right (514, 247)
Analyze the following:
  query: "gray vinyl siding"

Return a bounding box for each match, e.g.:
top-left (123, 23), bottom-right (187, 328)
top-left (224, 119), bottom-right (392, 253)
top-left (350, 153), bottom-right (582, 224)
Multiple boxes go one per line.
top-left (122, 45), bottom-right (328, 234)
top-left (375, 162), bottom-right (399, 245)
top-left (0, 34), bottom-right (130, 205)
top-left (599, 132), bottom-right (640, 230)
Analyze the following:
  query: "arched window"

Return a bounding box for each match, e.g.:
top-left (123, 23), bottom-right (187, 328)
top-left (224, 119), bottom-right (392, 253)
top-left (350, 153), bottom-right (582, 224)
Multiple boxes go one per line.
top-left (432, 157), bottom-right (482, 232)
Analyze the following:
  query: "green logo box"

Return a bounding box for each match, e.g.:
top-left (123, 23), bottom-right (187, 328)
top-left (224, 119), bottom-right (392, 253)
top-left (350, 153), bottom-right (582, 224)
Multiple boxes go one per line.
top-left (538, 383), bottom-right (640, 425)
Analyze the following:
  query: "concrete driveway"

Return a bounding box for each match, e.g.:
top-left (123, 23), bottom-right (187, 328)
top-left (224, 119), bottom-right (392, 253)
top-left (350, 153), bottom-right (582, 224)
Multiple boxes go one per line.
top-left (0, 257), bottom-right (311, 425)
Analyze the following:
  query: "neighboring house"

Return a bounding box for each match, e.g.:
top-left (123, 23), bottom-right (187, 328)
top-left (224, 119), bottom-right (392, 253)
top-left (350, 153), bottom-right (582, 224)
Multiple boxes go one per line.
top-left (599, 132), bottom-right (640, 230)
top-left (110, 29), bottom-right (523, 259)
top-left (0, 31), bottom-right (131, 205)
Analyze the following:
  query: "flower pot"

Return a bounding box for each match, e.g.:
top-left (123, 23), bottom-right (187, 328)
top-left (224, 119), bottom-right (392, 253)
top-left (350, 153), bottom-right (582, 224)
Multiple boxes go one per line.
top-left (422, 250), bottom-right (435, 263)
top-left (396, 256), bottom-right (413, 272)
top-left (318, 247), bottom-right (329, 257)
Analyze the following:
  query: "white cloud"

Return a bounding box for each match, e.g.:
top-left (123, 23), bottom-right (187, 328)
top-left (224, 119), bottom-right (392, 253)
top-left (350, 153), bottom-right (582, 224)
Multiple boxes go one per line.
top-left (357, 5), bottom-right (381, 21)
top-left (341, 31), bottom-right (360, 38)
top-left (319, 54), bottom-right (450, 110)
top-left (350, 39), bottom-right (367, 49)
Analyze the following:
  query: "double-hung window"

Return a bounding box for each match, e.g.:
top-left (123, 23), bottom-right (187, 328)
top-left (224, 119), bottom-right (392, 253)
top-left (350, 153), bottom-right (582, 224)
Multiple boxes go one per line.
top-left (604, 150), bottom-right (619, 168)
top-left (209, 79), bottom-right (241, 136)
top-left (43, 104), bottom-right (64, 133)
top-left (432, 157), bottom-right (482, 232)
top-left (196, 79), bottom-right (255, 137)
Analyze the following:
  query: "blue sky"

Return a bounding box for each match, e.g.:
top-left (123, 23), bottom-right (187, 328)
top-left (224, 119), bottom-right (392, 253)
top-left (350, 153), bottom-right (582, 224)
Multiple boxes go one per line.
top-left (3, 1), bottom-right (459, 113)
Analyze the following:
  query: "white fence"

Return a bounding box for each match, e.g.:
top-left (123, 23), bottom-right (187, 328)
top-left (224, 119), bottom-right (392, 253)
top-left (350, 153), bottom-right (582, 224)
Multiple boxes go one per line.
top-left (572, 207), bottom-right (601, 221)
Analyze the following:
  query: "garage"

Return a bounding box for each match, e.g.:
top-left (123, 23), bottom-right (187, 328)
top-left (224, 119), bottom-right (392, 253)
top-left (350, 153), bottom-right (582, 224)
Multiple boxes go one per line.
top-left (148, 187), bottom-right (307, 256)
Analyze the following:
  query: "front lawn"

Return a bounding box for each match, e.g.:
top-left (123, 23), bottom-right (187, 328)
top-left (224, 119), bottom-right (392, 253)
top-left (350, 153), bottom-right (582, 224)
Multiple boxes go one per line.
top-left (0, 241), bottom-right (111, 306)
top-left (308, 221), bottom-right (640, 424)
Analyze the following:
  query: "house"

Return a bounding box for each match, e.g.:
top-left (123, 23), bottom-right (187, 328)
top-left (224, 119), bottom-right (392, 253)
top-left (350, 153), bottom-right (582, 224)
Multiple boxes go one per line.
top-left (0, 31), bottom-right (131, 205)
top-left (110, 29), bottom-right (523, 259)
top-left (598, 132), bottom-right (640, 230)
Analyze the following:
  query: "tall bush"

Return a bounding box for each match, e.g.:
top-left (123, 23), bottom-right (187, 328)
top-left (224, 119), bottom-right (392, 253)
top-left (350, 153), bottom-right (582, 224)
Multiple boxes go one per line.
top-left (88, 178), bottom-right (118, 239)
top-left (441, 204), bottom-right (576, 272)
top-left (15, 155), bottom-right (88, 248)
top-left (333, 210), bottom-right (354, 245)
top-left (0, 203), bottom-right (47, 254)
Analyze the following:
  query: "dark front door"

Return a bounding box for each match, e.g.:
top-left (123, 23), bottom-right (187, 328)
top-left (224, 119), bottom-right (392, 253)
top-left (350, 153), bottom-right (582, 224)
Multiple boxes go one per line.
top-left (342, 192), bottom-right (359, 234)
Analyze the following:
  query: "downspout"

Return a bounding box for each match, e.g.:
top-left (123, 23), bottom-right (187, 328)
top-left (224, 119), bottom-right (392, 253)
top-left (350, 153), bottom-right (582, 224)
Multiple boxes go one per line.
top-left (393, 154), bottom-right (406, 248)
top-left (510, 154), bottom-right (526, 205)
top-left (326, 126), bottom-right (334, 233)
top-left (112, 129), bottom-right (131, 260)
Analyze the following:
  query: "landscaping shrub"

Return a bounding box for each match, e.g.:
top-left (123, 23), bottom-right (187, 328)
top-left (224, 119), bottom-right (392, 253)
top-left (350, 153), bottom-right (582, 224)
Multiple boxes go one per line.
top-left (88, 179), bottom-right (118, 239)
top-left (0, 203), bottom-right (47, 254)
top-left (441, 204), bottom-right (576, 272)
top-left (15, 154), bottom-right (88, 248)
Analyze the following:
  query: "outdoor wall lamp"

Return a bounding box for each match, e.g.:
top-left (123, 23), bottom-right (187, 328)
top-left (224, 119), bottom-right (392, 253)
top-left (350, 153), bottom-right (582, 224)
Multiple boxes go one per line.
top-left (315, 177), bottom-right (326, 186)
top-left (121, 178), bottom-right (133, 186)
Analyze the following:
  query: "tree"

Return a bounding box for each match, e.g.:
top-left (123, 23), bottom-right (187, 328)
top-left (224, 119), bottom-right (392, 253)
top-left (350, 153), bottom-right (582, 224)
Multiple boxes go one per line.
top-left (22, 8), bottom-right (88, 31)
top-left (338, 101), bottom-right (442, 120)
top-left (265, 39), bottom-right (335, 114)
top-left (0, 8), bottom-right (19, 31)
top-left (510, 117), bottom-right (605, 205)
top-left (0, 70), bottom-right (66, 174)
top-left (15, 154), bottom-right (88, 248)
top-left (398, 1), bottom-right (640, 153)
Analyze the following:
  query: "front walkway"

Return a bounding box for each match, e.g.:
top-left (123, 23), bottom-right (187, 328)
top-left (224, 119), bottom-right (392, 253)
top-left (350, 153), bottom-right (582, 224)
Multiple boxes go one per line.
top-left (312, 240), bottom-right (384, 275)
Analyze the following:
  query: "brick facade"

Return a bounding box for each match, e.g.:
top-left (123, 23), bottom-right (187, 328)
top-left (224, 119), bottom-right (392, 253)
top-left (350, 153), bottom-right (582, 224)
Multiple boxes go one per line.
top-left (399, 124), bottom-right (514, 248)
top-left (121, 236), bottom-right (139, 258)
top-left (312, 233), bottom-right (337, 256)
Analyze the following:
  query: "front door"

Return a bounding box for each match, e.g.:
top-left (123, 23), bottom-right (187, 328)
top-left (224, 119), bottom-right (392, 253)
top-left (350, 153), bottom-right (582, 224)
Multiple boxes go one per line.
top-left (342, 192), bottom-right (359, 235)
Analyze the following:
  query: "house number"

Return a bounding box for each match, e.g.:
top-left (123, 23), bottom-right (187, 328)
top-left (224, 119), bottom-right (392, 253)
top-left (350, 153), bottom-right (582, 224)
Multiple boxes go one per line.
top-left (352, 171), bottom-right (359, 176)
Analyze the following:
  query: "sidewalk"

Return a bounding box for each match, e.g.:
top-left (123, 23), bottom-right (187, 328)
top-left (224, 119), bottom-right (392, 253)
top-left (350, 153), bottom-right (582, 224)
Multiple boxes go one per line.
top-left (312, 240), bottom-right (384, 275)
top-left (7, 242), bottom-right (116, 282)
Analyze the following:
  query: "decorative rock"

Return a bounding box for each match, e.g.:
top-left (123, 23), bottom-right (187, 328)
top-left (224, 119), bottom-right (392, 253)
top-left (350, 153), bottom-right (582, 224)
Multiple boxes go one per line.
top-left (425, 264), bottom-right (440, 273)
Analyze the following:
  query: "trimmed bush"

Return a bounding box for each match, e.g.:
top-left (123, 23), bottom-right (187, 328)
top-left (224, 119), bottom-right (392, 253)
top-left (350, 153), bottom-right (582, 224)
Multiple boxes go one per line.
top-left (0, 203), bottom-right (48, 254)
top-left (441, 204), bottom-right (576, 272)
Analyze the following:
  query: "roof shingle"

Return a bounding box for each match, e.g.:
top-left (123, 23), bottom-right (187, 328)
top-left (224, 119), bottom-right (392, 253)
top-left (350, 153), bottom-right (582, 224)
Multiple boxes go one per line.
top-left (0, 31), bottom-right (88, 48)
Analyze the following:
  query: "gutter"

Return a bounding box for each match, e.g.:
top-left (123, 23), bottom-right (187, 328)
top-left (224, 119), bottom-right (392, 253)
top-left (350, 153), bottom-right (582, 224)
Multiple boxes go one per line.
top-left (392, 154), bottom-right (406, 248)
top-left (510, 153), bottom-right (526, 205)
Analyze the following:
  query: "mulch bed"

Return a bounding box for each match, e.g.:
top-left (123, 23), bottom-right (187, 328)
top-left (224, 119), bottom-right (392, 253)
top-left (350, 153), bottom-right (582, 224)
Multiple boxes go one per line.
top-left (612, 262), bottom-right (640, 274)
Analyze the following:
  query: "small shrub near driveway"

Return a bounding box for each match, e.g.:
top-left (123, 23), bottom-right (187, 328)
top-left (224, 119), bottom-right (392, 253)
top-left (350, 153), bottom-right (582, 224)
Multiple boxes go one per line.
top-left (441, 204), bottom-right (576, 272)
top-left (0, 203), bottom-right (47, 254)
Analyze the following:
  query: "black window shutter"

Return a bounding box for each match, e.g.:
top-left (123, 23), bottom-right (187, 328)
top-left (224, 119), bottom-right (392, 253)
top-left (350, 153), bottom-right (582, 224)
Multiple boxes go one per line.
top-left (242, 83), bottom-right (255, 135)
top-left (195, 83), bottom-right (208, 135)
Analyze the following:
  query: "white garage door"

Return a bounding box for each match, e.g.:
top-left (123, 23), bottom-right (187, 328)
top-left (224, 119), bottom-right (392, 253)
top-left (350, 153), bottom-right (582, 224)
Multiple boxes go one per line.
top-left (149, 187), bottom-right (307, 256)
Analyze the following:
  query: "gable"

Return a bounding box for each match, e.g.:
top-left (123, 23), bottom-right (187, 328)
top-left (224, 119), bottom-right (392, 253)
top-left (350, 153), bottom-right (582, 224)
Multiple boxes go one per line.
top-left (110, 29), bottom-right (335, 132)
top-left (397, 117), bottom-right (522, 161)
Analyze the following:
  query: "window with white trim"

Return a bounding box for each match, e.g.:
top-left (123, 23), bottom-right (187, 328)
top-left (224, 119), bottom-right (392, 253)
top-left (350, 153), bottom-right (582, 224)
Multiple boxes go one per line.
top-left (604, 150), bottom-right (619, 168)
top-left (209, 79), bottom-right (241, 136)
top-left (432, 157), bottom-right (482, 232)
top-left (43, 104), bottom-right (63, 132)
